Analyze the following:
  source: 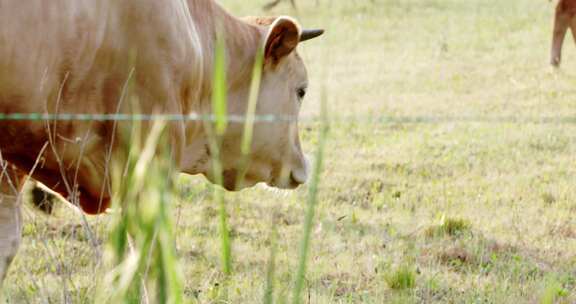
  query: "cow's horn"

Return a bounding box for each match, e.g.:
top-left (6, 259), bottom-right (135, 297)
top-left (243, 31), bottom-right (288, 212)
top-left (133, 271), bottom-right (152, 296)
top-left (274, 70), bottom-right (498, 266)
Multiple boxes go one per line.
top-left (300, 29), bottom-right (324, 42)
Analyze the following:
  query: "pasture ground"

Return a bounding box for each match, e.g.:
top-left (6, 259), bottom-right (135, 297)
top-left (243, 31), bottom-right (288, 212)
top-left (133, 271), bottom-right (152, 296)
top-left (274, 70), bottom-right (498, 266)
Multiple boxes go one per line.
top-left (3, 0), bottom-right (576, 303)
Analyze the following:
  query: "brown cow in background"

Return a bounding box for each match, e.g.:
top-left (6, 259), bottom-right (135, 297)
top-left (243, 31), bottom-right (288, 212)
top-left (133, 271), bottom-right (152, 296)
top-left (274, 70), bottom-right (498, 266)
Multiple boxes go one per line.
top-left (551, 0), bottom-right (576, 66)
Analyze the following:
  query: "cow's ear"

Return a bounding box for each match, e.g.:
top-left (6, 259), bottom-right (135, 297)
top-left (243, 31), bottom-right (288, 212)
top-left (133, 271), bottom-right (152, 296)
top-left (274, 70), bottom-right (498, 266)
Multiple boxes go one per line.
top-left (264, 17), bottom-right (301, 65)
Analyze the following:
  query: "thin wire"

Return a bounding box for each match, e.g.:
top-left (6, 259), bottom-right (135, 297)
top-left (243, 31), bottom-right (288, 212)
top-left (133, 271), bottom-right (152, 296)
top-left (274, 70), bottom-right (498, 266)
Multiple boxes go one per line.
top-left (0, 113), bottom-right (576, 124)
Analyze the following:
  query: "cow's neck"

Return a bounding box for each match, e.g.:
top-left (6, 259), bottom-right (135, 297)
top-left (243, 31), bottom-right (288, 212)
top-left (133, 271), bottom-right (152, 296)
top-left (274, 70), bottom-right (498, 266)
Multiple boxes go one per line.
top-left (180, 0), bottom-right (263, 175)
top-left (187, 0), bottom-right (262, 96)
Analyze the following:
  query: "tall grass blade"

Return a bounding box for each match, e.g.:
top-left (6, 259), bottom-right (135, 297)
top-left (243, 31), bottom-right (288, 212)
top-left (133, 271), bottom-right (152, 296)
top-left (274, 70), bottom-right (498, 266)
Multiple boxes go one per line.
top-left (233, 45), bottom-right (264, 189)
top-left (212, 34), bottom-right (228, 136)
top-left (210, 31), bottom-right (232, 278)
top-left (291, 87), bottom-right (329, 304)
top-left (240, 47), bottom-right (264, 162)
top-left (216, 186), bottom-right (231, 276)
top-left (263, 214), bottom-right (279, 304)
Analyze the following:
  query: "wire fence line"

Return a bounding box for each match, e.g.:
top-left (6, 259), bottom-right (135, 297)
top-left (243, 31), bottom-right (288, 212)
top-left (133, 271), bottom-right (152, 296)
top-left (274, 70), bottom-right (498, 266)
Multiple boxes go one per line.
top-left (1, 112), bottom-right (576, 124)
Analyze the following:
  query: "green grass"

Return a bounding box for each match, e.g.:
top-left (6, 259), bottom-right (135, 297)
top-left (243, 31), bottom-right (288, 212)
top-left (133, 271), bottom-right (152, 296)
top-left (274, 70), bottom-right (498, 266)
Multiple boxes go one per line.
top-left (384, 264), bottom-right (417, 291)
top-left (425, 216), bottom-right (471, 238)
top-left (4, 0), bottom-right (576, 303)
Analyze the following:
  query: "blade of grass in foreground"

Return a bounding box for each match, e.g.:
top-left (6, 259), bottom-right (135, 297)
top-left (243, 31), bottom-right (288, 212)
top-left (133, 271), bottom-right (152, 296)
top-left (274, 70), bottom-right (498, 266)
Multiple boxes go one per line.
top-left (236, 46), bottom-right (264, 186)
top-left (212, 33), bottom-right (228, 136)
top-left (291, 88), bottom-right (329, 304)
top-left (263, 213), bottom-right (279, 304)
top-left (99, 120), bottom-right (184, 304)
top-left (210, 32), bottom-right (232, 277)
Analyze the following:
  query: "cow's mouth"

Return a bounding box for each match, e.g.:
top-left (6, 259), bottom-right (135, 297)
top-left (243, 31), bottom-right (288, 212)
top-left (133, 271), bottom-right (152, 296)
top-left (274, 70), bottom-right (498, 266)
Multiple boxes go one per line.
top-left (266, 160), bottom-right (308, 190)
top-left (207, 166), bottom-right (305, 191)
top-left (267, 173), bottom-right (302, 190)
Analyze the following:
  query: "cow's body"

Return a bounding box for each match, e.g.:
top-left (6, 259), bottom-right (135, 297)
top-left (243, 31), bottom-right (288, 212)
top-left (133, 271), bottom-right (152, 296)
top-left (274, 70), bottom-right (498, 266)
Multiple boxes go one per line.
top-left (0, 0), bottom-right (241, 214)
top-left (551, 0), bottom-right (576, 66)
top-left (0, 0), bottom-right (322, 284)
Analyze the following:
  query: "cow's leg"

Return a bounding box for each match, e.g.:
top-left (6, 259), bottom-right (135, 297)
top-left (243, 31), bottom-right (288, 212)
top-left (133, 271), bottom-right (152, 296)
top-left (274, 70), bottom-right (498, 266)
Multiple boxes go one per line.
top-left (0, 165), bottom-right (23, 286)
top-left (569, 14), bottom-right (576, 50)
top-left (263, 0), bottom-right (297, 10)
top-left (551, 5), bottom-right (572, 67)
top-left (263, 0), bottom-right (282, 10)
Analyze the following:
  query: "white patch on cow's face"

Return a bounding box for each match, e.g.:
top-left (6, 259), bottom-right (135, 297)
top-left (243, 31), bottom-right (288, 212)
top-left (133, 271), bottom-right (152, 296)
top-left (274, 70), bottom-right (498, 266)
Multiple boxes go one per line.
top-left (213, 51), bottom-right (309, 191)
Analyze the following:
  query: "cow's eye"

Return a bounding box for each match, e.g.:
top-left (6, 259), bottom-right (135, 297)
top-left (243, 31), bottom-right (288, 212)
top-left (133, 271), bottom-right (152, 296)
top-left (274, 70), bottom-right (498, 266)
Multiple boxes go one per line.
top-left (297, 87), bottom-right (307, 100)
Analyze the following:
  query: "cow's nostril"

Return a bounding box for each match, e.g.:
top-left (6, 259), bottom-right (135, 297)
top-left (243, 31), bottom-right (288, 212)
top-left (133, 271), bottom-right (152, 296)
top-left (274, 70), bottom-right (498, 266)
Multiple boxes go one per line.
top-left (289, 155), bottom-right (309, 186)
top-left (290, 169), bottom-right (307, 185)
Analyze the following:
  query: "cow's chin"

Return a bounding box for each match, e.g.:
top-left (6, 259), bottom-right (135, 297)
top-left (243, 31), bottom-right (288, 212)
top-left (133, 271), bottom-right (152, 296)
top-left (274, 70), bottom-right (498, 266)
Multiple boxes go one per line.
top-left (211, 169), bottom-right (260, 191)
top-left (204, 167), bottom-right (303, 192)
top-left (266, 175), bottom-right (302, 190)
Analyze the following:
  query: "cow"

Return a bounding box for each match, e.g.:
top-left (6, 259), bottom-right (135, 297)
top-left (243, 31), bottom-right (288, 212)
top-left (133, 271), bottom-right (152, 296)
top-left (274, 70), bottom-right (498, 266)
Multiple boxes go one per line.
top-left (551, 0), bottom-right (576, 66)
top-left (264, 0), bottom-right (297, 11)
top-left (0, 0), bottom-right (323, 284)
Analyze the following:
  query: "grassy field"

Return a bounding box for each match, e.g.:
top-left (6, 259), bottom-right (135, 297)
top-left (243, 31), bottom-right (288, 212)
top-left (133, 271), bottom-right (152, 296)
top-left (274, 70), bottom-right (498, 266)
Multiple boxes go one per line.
top-left (4, 0), bottom-right (576, 303)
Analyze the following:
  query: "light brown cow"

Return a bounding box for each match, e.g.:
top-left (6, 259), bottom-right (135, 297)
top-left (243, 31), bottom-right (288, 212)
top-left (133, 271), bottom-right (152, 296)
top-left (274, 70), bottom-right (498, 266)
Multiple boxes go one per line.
top-left (0, 0), bottom-right (323, 283)
top-left (551, 0), bottom-right (576, 66)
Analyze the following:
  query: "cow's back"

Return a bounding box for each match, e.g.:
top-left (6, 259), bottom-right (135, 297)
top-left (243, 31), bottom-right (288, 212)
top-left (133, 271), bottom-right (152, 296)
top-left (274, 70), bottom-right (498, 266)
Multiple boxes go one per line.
top-left (0, 0), bottom-right (203, 111)
top-left (0, 0), bottom-right (204, 212)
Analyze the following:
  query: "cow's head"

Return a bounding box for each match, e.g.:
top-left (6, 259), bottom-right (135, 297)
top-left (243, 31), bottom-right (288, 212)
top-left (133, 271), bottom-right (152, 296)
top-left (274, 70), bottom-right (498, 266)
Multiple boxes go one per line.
top-left (188, 16), bottom-right (323, 191)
